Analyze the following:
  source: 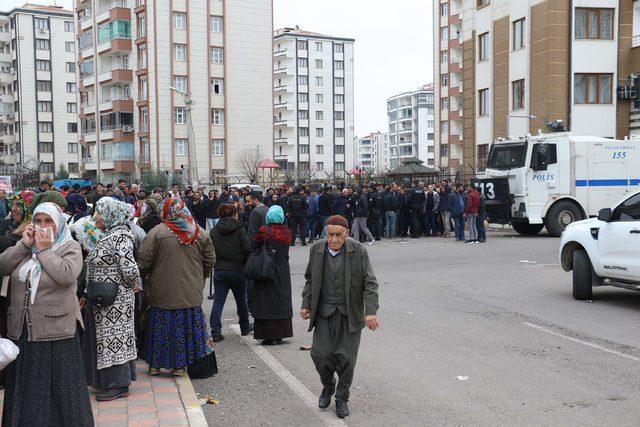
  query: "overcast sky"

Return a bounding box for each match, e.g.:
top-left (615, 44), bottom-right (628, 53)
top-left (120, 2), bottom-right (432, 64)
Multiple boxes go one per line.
top-left (3, 0), bottom-right (433, 136)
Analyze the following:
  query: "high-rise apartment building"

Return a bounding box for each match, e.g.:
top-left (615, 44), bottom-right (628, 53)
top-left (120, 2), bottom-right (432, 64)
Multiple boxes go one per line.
top-left (434, 0), bottom-right (639, 175)
top-left (273, 27), bottom-right (355, 180)
top-left (75, 0), bottom-right (273, 183)
top-left (354, 132), bottom-right (388, 173)
top-left (386, 84), bottom-right (435, 169)
top-left (0, 4), bottom-right (79, 179)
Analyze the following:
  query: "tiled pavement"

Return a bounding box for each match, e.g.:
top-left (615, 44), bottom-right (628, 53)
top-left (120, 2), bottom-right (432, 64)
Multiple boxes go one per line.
top-left (1, 359), bottom-right (207, 426)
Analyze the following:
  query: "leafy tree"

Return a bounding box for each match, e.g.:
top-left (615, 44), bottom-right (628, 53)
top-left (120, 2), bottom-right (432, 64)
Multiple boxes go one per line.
top-left (55, 163), bottom-right (69, 180)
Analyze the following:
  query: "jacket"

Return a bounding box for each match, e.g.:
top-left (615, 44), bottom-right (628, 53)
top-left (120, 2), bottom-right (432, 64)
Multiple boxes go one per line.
top-left (408, 186), bottom-right (426, 211)
top-left (137, 223), bottom-right (215, 309)
top-left (439, 190), bottom-right (451, 212)
top-left (450, 192), bottom-right (467, 216)
top-left (287, 193), bottom-right (308, 215)
top-left (382, 191), bottom-right (400, 212)
top-left (318, 193), bottom-right (333, 216)
top-left (211, 217), bottom-right (251, 272)
top-left (306, 195), bottom-right (318, 217)
top-left (302, 239), bottom-right (379, 333)
top-left (354, 193), bottom-right (369, 218)
top-left (248, 204), bottom-right (268, 238)
top-left (464, 190), bottom-right (480, 215)
top-left (332, 196), bottom-right (351, 217)
top-left (0, 240), bottom-right (83, 341)
top-left (205, 197), bottom-right (221, 219)
top-left (190, 199), bottom-right (208, 229)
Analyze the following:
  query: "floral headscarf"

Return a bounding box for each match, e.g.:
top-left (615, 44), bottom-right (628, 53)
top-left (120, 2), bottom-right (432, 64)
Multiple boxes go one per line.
top-left (161, 197), bottom-right (199, 245)
top-left (10, 192), bottom-right (33, 223)
top-left (72, 216), bottom-right (105, 253)
top-left (95, 197), bottom-right (132, 231)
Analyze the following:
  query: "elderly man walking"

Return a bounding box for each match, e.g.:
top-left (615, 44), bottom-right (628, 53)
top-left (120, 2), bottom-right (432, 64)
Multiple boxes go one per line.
top-left (301, 215), bottom-right (380, 419)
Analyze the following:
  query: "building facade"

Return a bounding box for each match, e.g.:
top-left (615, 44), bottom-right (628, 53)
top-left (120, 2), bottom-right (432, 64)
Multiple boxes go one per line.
top-left (387, 84), bottom-right (435, 170)
top-left (0, 5), bottom-right (79, 179)
top-left (75, 0), bottom-right (273, 183)
top-left (434, 0), bottom-right (637, 175)
top-left (354, 131), bottom-right (388, 173)
top-left (273, 27), bottom-right (355, 180)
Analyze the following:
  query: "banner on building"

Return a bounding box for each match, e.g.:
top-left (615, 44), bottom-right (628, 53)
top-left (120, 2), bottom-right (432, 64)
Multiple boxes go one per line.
top-left (0, 176), bottom-right (12, 193)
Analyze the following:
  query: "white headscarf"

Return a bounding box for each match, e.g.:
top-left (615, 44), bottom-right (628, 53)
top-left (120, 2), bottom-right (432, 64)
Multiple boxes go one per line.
top-left (18, 202), bottom-right (74, 304)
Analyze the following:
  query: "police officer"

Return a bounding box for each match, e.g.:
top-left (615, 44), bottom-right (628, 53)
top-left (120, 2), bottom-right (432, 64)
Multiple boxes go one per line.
top-left (287, 187), bottom-right (309, 246)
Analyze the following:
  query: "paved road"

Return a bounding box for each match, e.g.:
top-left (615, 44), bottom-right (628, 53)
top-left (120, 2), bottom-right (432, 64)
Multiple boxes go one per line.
top-left (193, 230), bottom-right (640, 426)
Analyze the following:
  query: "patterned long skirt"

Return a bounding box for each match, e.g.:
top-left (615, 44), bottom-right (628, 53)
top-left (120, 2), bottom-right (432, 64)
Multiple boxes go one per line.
top-left (145, 307), bottom-right (209, 369)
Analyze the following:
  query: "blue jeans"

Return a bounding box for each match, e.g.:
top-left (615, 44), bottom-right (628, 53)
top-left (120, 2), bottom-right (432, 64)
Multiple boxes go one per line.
top-left (319, 215), bottom-right (329, 238)
top-left (210, 270), bottom-right (250, 336)
top-left (477, 212), bottom-right (486, 241)
top-left (454, 214), bottom-right (465, 241)
top-left (424, 210), bottom-right (437, 236)
top-left (385, 211), bottom-right (396, 237)
top-left (207, 218), bottom-right (219, 230)
top-left (306, 215), bottom-right (318, 240)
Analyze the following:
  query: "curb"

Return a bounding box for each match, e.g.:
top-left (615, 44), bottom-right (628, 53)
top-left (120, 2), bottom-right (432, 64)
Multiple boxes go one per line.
top-left (175, 374), bottom-right (208, 426)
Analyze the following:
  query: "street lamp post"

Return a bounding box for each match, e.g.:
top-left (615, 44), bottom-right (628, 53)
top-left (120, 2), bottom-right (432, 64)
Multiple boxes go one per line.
top-left (169, 86), bottom-right (198, 187)
top-left (506, 114), bottom-right (536, 138)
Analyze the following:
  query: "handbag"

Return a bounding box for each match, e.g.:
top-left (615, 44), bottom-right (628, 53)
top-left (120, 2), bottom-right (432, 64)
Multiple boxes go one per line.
top-left (86, 280), bottom-right (119, 306)
top-left (243, 229), bottom-right (277, 281)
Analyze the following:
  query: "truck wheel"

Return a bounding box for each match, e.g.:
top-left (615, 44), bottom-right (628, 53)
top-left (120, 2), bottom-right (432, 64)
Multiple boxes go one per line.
top-left (545, 201), bottom-right (583, 237)
top-left (572, 249), bottom-right (593, 300)
top-left (512, 222), bottom-right (544, 235)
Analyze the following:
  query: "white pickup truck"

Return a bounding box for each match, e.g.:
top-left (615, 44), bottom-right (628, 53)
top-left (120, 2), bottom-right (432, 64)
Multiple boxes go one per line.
top-left (560, 189), bottom-right (640, 299)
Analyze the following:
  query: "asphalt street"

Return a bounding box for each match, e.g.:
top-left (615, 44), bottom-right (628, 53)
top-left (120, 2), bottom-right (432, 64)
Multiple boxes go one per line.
top-left (193, 229), bottom-right (640, 426)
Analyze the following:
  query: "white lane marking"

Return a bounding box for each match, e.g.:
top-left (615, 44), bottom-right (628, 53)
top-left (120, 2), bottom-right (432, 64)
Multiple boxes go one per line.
top-left (229, 325), bottom-right (346, 427)
top-left (522, 322), bottom-right (640, 362)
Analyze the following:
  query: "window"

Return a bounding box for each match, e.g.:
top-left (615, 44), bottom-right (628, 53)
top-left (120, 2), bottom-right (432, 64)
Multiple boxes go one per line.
top-left (334, 128), bottom-right (345, 137)
top-left (335, 161), bottom-right (345, 171)
top-left (210, 47), bottom-right (223, 64)
top-left (174, 44), bottom-right (187, 61)
top-left (478, 32), bottom-right (489, 61)
top-left (334, 111), bottom-right (344, 120)
top-left (316, 94), bottom-right (323, 103)
top-left (440, 98), bottom-right (449, 110)
top-left (173, 12), bottom-right (186, 30)
top-left (512, 79), bottom-right (525, 110)
top-left (210, 16), bottom-right (223, 33)
top-left (316, 111), bottom-right (323, 120)
top-left (440, 50), bottom-right (448, 64)
top-left (574, 73), bottom-right (612, 104)
top-left (175, 139), bottom-right (188, 155)
top-left (39, 142), bottom-right (53, 153)
top-left (36, 60), bottom-right (50, 71)
top-left (334, 60), bottom-right (344, 70)
top-left (575, 8), bottom-right (614, 40)
top-left (297, 58), bottom-right (308, 68)
top-left (68, 143), bottom-right (78, 153)
top-left (66, 62), bottom-right (76, 73)
top-left (67, 102), bottom-right (77, 113)
top-left (334, 43), bottom-right (344, 53)
top-left (67, 122), bottom-right (78, 133)
top-left (34, 18), bottom-right (49, 30)
top-left (173, 76), bottom-right (187, 93)
top-left (174, 107), bottom-right (187, 124)
top-left (37, 80), bottom-right (51, 92)
top-left (65, 41), bottom-right (75, 52)
top-left (441, 121), bottom-right (449, 134)
top-left (441, 144), bottom-right (448, 157)
top-left (478, 0), bottom-right (490, 6)
top-left (298, 75), bottom-right (308, 85)
top-left (334, 94), bottom-right (344, 104)
top-left (66, 82), bottom-right (77, 93)
top-left (64, 21), bottom-right (74, 32)
top-left (297, 40), bottom-right (308, 50)
top-left (440, 3), bottom-right (448, 16)
top-left (441, 26), bottom-right (449, 41)
top-left (36, 39), bottom-right (50, 51)
top-left (68, 163), bottom-right (79, 174)
top-left (40, 162), bottom-right (54, 173)
top-left (316, 128), bottom-right (324, 137)
top-left (37, 101), bottom-right (52, 112)
top-left (211, 109), bottom-right (224, 124)
top-left (316, 162), bottom-right (324, 170)
top-left (298, 93), bottom-right (308, 102)
top-left (335, 145), bottom-right (345, 154)
top-left (38, 122), bottom-right (53, 133)
top-left (299, 145), bottom-right (309, 154)
top-left (315, 41), bottom-right (323, 51)
top-left (299, 127), bottom-right (309, 137)
top-left (441, 74), bottom-right (448, 87)
top-left (334, 77), bottom-right (344, 87)
top-left (479, 88), bottom-right (489, 116)
top-left (512, 18), bottom-right (525, 50)
top-left (316, 76), bottom-right (323, 86)
top-left (211, 78), bottom-right (223, 94)
top-left (298, 110), bottom-right (308, 119)
top-left (212, 139), bottom-right (224, 156)
top-left (315, 59), bottom-right (323, 69)
top-left (612, 193), bottom-right (640, 221)
top-left (316, 145), bottom-right (323, 154)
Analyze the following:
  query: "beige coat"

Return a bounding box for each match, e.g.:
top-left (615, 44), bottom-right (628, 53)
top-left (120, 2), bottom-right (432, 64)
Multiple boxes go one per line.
top-left (137, 224), bottom-right (215, 310)
top-left (0, 240), bottom-right (83, 341)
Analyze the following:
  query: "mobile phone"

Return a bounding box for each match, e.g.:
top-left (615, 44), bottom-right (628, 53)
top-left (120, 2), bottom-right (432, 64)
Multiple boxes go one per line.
top-left (35, 225), bottom-right (55, 243)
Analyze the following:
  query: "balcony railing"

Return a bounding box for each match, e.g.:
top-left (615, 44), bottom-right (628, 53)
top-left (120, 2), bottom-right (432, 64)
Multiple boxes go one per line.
top-left (136, 28), bottom-right (146, 39)
top-left (139, 122), bottom-right (148, 132)
top-left (79, 13), bottom-right (92, 24)
top-left (135, 0), bottom-right (145, 7)
top-left (137, 60), bottom-right (147, 69)
top-left (97, 0), bottom-right (129, 15)
top-left (101, 62), bottom-right (131, 73)
top-left (98, 32), bottom-right (130, 45)
top-left (101, 94), bottom-right (132, 102)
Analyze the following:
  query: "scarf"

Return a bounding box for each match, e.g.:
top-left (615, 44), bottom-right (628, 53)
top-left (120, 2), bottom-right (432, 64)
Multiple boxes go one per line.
top-left (162, 197), bottom-right (199, 245)
top-left (18, 202), bottom-right (73, 304)
top-left (265, 205), bottom-right (285, 225)
top-left (72, 215), bottom-right (105, 253)
top-left (95, 197), bottom-right (132, 230)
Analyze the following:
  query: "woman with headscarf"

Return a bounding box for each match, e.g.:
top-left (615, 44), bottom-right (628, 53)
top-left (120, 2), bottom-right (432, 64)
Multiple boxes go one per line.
top-left (0, 202), bottom-right (93, 426)
top-left (138, 197), bottom-right (215, 376)
top-left (250, 205), bottom-right (294, 346)
top-left (138, 194), bottom-right (163, 233)
top-left (0, 197), bottom-right (27, 238)
top-left (82, 197), bottom-right (141, 401)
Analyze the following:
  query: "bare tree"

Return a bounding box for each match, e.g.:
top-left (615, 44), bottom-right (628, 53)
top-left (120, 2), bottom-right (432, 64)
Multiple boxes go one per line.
top-left (235, 148), bottom-right (263, 184)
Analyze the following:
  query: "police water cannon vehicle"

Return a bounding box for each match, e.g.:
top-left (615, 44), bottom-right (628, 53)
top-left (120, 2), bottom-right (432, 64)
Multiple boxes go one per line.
top-left (473, 132), bottom-right (640, 237)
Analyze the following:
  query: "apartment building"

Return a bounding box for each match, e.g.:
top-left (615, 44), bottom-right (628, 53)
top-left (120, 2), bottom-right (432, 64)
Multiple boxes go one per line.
top-left (387, 84), bottom-right (436, 170)
top-left (0, 4), bottom-right (79, 179)
top-left (354, 132), bottom-right (388, 173)
top-left (434, 0), bottom-right (637, 175)
top-left (75, 0), bottom-right (273, 183)
top-left (273, 27), bottom-right (355, 179)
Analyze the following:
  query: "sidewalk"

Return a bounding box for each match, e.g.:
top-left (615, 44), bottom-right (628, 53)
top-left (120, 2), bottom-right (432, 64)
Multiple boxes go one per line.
top-left (0, 359), bottom-right (207, 427)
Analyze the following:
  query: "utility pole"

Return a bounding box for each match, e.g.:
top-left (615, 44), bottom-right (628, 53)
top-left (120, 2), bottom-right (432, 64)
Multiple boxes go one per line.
top-left (170, 86), bottom-right (198, 186)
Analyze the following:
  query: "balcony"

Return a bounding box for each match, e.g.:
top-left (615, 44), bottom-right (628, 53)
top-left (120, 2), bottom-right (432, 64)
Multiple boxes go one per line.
top-left (273, 67), bottom-right (289, 76)
top-left (273, 48), bottom-right (287, 58)
top-left (274, 137), bottom-right (288, 144)
top-left (99, 95), bottom-right (133, 112)
top-left (273, 119), bottom-right (292, 127)
top-left (0, 30), bottom-right (10, 44)
top-left (98, 65), bottom-right (133, 83)
top-left (273, 84), bottom-right (288, 93)
top-left (97, 34), bottom-right (132, 54)
top-left (134, 0), bottom-right (146, 12)
top-left (79, 13), bottom-right (93, 30)
top-left (96, 0), bottom-right (131, 24)
top-left (273, 101), bottom-right (288, 109)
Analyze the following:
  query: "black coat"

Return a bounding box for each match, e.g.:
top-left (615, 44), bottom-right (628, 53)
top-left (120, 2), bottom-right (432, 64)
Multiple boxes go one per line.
top-left (210, 217), bottom-right (250, 272)
top-left (190, 199), bottom-right (207, 228)
top-left (317, 193), bottom-right (333, 216)
top-left (138, 212), bottom-right (162, 234)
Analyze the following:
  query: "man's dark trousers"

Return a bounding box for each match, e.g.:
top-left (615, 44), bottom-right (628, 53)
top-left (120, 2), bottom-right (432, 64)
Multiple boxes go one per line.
top-left (289, 212), bottom-right (306, 244)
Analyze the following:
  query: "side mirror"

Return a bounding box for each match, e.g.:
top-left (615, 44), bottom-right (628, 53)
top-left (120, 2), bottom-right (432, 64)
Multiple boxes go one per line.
top-left (598, 208), bottom-right (612, 222)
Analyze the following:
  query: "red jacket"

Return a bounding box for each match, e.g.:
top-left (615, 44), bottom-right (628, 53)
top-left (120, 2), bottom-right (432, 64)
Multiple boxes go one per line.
top-left (464, 190), bottom-right (480, 214)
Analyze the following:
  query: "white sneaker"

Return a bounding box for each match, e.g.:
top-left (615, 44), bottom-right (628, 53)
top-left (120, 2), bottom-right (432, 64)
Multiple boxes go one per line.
top-left (368, 239), bottom-right (375, 245)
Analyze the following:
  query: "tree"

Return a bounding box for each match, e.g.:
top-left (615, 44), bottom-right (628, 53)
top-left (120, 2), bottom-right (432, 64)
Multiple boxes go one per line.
top-left (235, 148), bottom-right (263, 184)
top-left (140, 169), bottom-right (169, 191)
top-left (55, 163), bottom-right (69, 180)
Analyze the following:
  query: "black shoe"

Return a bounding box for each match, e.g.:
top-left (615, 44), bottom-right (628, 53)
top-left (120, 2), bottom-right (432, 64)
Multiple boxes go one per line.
top-left (241, 323), bottom-right (254, 336)
top-left (96, 387), bottom-right (129, 401)
top-left (275, 338), bottom-right (284, 345)
top-left (335, 398), bottom-right (349, 418)
top-left (301, 242), bottom-right (307, 246)
top-left (318, 384), bottom-right (335, 409)
top-left (211, 334), bottom-right (225, 342)
top-left (261, 339), bottom-right (277, 346)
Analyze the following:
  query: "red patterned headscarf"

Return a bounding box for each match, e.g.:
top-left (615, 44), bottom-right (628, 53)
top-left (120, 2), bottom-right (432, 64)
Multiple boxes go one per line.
top-left (161, 197), bottom-right (199, 245)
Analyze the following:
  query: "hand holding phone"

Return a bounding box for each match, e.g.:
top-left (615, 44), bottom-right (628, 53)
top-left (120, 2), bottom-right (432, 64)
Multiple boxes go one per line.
top-left (34, 225), bottom-right (54, 250)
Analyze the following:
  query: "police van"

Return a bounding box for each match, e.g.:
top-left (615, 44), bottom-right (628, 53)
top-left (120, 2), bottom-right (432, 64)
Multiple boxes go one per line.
top-left (474, 133), bottom-right (640, 237)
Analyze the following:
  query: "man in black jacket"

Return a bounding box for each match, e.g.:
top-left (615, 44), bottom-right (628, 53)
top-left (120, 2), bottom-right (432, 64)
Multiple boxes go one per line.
top-left (248, 191), bottom-right (268, 239)
top-left (317, 187), bottom-right (333, 238)
top-left (381, 186), bottom-right (400, 238)
top-left (190, 190), bottom-right (208, 229)
top-left (352, 187), bottom-right (375, 244)
top-left (287, 187), bottom-right (308, 246)
top-left (366, 184), bottom-right (383, 241)
top-left (407, 181), bottom-right (426, 238)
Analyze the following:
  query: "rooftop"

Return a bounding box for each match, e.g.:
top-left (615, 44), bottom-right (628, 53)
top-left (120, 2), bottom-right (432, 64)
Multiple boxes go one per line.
top-left (1, 3), bottom-right (72, 16)
top-left (274, 26), bottom-right (355, 42)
